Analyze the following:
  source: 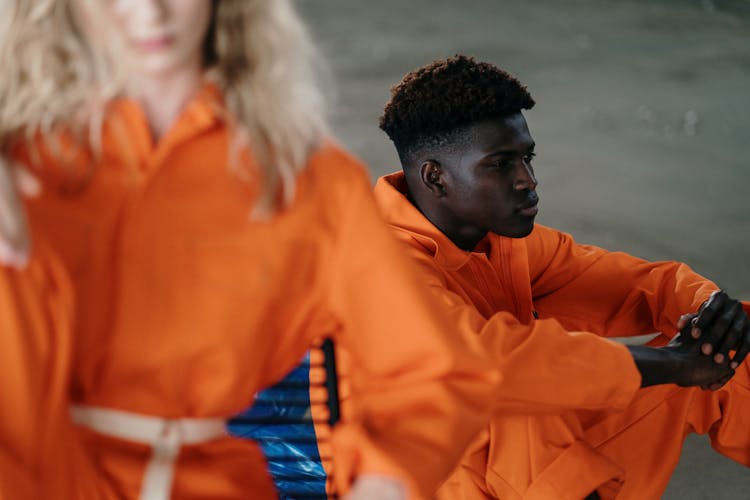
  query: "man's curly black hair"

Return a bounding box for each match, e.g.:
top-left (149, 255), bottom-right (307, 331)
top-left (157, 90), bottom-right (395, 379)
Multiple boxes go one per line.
top-left (379, 55), bottom-right (535, 167)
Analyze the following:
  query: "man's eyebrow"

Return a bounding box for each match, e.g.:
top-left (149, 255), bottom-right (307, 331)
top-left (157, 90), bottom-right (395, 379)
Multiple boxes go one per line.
top-left (483, 143), bottom-right (536, 158)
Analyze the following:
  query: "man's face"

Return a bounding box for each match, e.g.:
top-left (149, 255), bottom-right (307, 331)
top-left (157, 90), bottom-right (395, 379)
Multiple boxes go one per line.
top-left (441, 113), bottom-right (539, 239)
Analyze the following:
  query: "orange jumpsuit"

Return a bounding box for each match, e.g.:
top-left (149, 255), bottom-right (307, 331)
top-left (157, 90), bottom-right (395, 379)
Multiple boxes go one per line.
top-left (0, 86), bottom-right (500, 499)
top-left (374, 172), bottom-right (750, 500)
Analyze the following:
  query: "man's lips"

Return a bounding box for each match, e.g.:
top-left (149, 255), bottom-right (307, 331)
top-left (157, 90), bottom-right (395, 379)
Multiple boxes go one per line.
top-left (516, 194), bottom-right (540, 216)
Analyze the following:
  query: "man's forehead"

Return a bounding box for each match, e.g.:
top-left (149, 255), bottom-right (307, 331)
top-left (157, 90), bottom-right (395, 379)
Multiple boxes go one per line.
top-left (468, 114), bottom-right (534, 154)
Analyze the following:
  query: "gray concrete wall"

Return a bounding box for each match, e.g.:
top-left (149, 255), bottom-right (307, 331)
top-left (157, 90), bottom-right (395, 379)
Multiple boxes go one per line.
top-left (297, 1), bottom-right (750, 498)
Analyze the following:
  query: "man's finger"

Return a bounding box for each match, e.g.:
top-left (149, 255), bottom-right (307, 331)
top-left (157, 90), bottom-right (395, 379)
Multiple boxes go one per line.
top-left (677, 313), bottom-right (697, 333)
top-left (699, 294), bottom-right (735, 356)
top-left (694, 291), bottom-right (728, 338)
top-left (712, 302), bottom-right (745, 364)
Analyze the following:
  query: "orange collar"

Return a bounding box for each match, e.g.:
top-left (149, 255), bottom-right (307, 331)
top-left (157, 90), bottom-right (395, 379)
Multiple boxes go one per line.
top-left (102, 83), bottom-right (224, 170)
top-left (374, 171), bottom-right (496, 270)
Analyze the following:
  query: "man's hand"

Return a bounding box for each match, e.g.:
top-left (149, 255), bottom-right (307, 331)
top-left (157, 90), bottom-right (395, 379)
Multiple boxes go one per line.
top-left (661, 290), bottom-right (749, 390)
top-left (0, 156), bottom-right (39, 269)
top-left (679, 290), bottom-right (750, 370)
top-left (630, 292), bottom-right (746, 388)
top-left (665, 332), bottom-right (734, 390)
top-left (343, 475), bottom-right (406, 500)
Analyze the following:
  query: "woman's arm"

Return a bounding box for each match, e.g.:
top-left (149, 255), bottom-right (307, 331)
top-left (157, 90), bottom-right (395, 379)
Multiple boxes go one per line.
top-left (0, 154), bottom-right (39, 268)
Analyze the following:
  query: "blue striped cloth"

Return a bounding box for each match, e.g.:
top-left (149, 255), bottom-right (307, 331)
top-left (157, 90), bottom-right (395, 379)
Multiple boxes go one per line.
top-left (228, 353), bottom-right (328, 499)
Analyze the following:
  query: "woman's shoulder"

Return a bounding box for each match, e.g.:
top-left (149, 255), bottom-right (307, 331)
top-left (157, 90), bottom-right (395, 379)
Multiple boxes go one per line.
top-left (9, 132), bottom-right (93, 188)
top-left (299, 138), bottom-right (374, 201)
top-left (307, 139), bottom-right (370, 179)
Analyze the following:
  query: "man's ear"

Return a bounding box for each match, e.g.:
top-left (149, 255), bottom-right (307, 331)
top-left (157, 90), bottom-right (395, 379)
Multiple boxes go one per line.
top-left (419, 160), bottom-right (447, 198)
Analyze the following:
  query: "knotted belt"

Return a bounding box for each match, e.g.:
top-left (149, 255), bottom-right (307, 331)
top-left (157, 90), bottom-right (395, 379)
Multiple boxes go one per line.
top-left (71, 405), bottom-right (227, 500)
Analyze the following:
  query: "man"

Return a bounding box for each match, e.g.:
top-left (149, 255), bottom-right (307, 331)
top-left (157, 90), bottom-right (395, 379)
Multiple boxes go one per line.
top-left (374, 55), bottom-right (750, 499)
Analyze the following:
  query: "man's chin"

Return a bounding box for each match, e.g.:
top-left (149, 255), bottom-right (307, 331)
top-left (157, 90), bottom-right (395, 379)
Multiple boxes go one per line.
top-left (495, 222), bottom-right (535, 239)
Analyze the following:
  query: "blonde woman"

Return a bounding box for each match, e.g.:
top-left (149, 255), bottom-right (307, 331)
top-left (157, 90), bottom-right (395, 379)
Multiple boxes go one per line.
top-left (0, 1), bottom-right (499, 499)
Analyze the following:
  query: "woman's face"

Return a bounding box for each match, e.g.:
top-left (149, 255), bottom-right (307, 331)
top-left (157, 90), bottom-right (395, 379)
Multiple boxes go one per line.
top-left (75, 0), bottom-right (213, 78)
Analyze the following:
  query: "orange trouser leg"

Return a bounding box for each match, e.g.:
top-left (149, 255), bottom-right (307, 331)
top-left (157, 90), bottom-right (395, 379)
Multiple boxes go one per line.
top-left (0, 244), bottom-right (114, 499)
top-left (584, 360), bottom-right (750, 500)
top-left (479, 365), bottom-right (750, 500)
top-left (482, 413), bottom-right (625, 500)
top-left (436, 431), bottom-right (493, 500)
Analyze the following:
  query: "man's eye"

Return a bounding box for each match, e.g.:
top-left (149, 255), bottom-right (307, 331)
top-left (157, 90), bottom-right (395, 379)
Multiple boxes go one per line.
top-left (523, 152), bottom-right (536, 163)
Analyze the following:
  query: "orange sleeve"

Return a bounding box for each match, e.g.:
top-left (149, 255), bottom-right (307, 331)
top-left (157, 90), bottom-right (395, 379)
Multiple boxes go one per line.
top-left (527, 225), bottom-right (718, 342)
top-left (326, 166), bottom-right (500, 499)
top-left (0, 235), bottom-right (80, 499)
top-left (396, 246), bottom-right (642, 415)
top-left (703, 357), bottom-right (750, 466)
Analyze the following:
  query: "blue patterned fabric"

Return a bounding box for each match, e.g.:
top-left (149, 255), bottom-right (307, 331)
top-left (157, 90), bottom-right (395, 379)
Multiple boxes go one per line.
top-left (228, 353), bottom-right (328, 499)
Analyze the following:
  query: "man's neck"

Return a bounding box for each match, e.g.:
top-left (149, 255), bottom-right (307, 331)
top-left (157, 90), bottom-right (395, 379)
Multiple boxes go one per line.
top-left (435, 219), bottom-right (487, 251)
top-left (409, 194), bottom-right (486, 251)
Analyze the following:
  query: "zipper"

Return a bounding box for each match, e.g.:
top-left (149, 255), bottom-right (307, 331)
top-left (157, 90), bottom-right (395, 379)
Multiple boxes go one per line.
top-left (498, 239), bottom-right (521, 319)
top-left (497, 238), bottom-right (538, 323)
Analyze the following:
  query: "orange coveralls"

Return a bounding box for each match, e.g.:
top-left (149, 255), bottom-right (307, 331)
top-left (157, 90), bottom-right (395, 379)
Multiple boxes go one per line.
top-left (374, 172), bottom-right (750, 500)
top-left (0, 86), bottom-right (500, 499)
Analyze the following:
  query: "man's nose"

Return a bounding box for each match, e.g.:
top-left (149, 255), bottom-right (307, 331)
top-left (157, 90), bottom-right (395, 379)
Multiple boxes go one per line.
top-left (513, 162), bottom-right (538, 190)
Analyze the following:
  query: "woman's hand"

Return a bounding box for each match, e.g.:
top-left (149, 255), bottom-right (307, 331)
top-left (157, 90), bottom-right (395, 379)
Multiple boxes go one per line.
top-left (0, 156), bottom-right (39, 269)
top-left (343, 475), bottom-right (406, 500)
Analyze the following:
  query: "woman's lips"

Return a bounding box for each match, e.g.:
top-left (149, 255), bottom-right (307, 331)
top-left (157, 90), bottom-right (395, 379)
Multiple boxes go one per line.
top-left (133, 36), bottom-right (173, 52)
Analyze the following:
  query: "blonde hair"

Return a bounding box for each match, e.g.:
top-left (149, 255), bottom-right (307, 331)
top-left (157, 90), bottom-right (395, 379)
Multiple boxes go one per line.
top-left (0, 0), bottom-right (329, 214)
top-left (0, 0), bottom-right (118, 149)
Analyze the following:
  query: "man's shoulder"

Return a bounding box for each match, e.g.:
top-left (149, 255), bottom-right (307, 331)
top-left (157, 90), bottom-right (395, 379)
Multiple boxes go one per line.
top-left (388, 226), bottom-right (441, 266)
top-left (523, 224), bottom-right (571, 253)
top-left (528, 223), bottom-right (565, 239)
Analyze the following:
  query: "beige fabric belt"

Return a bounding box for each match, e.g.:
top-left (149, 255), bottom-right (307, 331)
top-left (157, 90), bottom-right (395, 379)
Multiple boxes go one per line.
top-left (71, 404), bottom-right (227, 500)
top-left (608, 332), bottom-right (662, 346)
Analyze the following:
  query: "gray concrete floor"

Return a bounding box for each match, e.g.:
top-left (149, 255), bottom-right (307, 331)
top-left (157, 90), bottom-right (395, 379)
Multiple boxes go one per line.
top-left (298, 0), bottom-right (750, 498)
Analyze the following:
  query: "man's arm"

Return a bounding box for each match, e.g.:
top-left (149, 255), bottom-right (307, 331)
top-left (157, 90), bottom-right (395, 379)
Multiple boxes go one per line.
top-left (399, 232), bottom-right (741, 407)
top-left (526, 226), bottom-right (750, 382)
top-left (393, 245), bottom-right (642, 413)
top-left (526, 224), bottom-right (742, 343)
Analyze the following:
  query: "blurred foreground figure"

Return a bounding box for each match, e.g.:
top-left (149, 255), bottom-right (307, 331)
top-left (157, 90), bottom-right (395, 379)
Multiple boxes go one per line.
top-left (375, 55), bottom-right (750, 500)
top-left (0, 3), bottom-right (501, 499)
